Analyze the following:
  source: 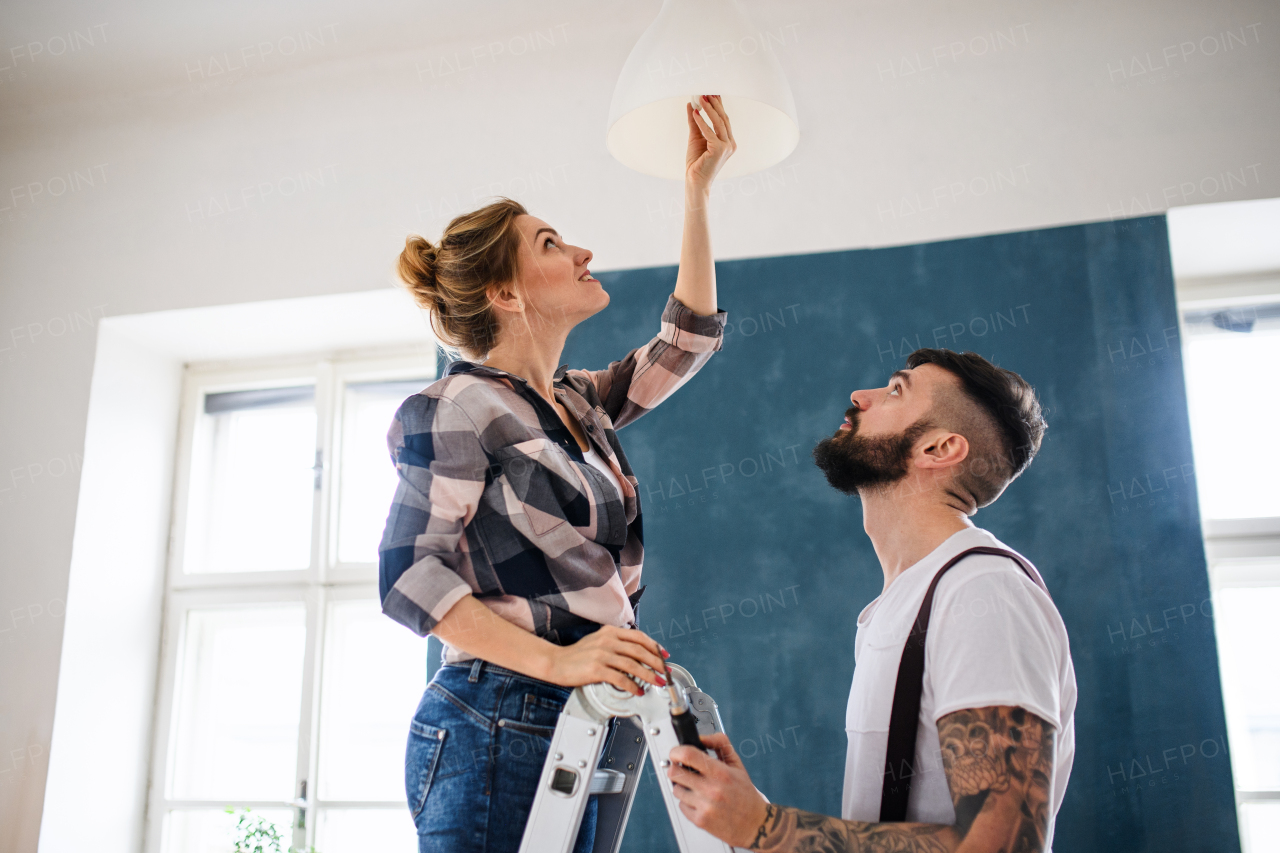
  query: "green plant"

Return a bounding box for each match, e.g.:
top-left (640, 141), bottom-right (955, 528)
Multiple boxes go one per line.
top-left (224, 808), bottom-right (318, 853)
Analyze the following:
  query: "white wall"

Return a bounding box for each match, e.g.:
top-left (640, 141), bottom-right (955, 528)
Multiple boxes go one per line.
top-left (1, 1), bottom-right (1278, 849)
top-left (34, 290), bottom-right (433, 853)
top-left (36, 328), bottom-right (182, 853)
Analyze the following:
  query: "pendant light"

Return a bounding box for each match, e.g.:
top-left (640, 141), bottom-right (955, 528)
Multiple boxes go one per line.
top-left (606, 0), bottom-right (800, 180)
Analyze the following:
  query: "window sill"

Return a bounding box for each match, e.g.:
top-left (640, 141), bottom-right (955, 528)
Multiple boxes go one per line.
top-left (1204, 517), bottom-right (1280, 539)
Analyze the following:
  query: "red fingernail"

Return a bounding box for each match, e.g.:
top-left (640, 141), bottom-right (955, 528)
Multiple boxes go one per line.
top-left (657, 675), bottom-right (667, 686)
top-left (661, 649), bottom-right (670, 658)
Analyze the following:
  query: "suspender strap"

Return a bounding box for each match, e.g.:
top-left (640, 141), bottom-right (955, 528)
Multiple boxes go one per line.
top-left (877, 546), bottom-right (1050, 822)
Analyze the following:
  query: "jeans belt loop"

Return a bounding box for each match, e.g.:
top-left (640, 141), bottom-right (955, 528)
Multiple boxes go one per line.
top-left (468, 658), bottom-right (484, 683)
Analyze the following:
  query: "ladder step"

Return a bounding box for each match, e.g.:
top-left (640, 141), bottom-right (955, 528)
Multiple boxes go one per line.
top-left (589, 769), bottom-right (627, 795)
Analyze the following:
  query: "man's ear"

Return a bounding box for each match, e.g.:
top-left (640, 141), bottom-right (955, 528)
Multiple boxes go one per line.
top-left (916, 430), bottom-right (969, 470)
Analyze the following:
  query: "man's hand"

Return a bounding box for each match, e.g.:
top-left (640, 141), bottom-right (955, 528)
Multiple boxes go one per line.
top-left (664, 706), bottom-right (1053, 853)
top-left (667, 733), bottom-right (769, 848)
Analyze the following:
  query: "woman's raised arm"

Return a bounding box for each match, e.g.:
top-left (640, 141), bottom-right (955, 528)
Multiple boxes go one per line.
top-left (673, 94), bottom-right (736, 316)
top-left (567, 96), bottom-right (736, 430)
top-left (567, 293), bottom-right (726, 431)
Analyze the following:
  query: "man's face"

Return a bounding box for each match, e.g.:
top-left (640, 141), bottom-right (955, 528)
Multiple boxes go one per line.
top-left (811, 364), bottom-right (953, 495)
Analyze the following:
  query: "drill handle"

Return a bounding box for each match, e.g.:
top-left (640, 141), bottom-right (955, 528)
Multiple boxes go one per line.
top-left (670, 708), bottom-right (705, 750)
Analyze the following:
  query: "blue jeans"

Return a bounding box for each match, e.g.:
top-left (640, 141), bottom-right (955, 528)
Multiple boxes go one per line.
top-left (405, 658), bottom-right (604, 852)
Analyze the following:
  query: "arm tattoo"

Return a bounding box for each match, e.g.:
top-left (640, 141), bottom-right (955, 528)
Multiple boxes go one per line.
top-left (746, 706), bottom-right (1054, 853)
top-left (937, 706), bottom-right (1055, 851)
top-left (748, 805), bottom-right (956, 853)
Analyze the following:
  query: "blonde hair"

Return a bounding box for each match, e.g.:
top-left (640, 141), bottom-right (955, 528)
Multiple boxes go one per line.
top-left (396, 197), bottom-right (528, 360)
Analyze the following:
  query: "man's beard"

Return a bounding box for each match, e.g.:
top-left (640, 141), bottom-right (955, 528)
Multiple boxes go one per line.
top-left (812, 408), bottom-right (931, 496)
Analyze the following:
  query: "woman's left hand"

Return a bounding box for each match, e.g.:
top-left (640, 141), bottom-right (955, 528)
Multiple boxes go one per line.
top-left (685, 94), bottom-right (736, 191)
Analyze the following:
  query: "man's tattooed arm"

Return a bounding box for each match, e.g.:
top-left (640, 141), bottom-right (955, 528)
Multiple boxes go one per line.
top-left (936, 706), bottom-right (1055, 852)
top-left (746, 706), bottom-right (1055, 853)
top-left (748, 805), bottom-right (957, 853)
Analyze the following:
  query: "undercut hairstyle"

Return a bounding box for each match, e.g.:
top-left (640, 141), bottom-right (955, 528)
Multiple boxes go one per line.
top-left (396, 197), bottom-right (528, 360)
top-left (906, 348), bottom-right (1046, 511)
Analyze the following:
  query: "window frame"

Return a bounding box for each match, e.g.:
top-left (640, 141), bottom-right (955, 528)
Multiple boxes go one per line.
top-left (145, 345), bottom-right (436, 853)
top-left (1178, 282), bottom-right (1280, 851)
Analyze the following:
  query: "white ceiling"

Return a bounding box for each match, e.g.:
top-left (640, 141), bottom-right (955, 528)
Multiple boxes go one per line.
top-left (0, 0), bottom-right (1277, 323)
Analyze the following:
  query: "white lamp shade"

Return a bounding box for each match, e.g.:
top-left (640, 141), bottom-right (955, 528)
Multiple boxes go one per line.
top-left (606, 0), bottom-right (800, 180)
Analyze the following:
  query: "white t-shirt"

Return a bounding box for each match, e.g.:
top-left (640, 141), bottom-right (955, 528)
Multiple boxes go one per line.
top-left (580, 444), bottom-right (625, 501)
top-left (843, 527), bottom-right (1076, 851)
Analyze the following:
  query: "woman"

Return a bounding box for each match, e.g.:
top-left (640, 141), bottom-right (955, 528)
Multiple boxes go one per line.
top-left (380, 94), bottom-right (735, 852)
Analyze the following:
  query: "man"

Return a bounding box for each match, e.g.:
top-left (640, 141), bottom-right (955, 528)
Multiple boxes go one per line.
top-left (667, 349), bottom-right (1077, 853)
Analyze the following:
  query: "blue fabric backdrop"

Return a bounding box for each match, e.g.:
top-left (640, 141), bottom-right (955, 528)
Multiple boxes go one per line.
top-left (545, 215), bottom-right (1238, 852)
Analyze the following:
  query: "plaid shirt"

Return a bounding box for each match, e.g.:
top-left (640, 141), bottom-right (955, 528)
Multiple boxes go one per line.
top-left (379, 294), bottom-right (726, 661)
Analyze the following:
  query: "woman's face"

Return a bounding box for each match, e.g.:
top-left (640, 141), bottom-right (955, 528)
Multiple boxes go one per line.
top-left (499, 214), bottom-right (608, 335)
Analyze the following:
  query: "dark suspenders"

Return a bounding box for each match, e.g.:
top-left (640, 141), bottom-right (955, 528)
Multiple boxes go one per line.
top-left (878, 546), bottom-right (1051, 822)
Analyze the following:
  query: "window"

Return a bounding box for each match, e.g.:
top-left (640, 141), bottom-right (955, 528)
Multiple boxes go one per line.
top-left (147, 353), bottom-right (439, 853)
top-left (1180, 297), bottom-right (1280, 852)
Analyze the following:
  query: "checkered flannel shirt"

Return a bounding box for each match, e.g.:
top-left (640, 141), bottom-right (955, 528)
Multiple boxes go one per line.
top-left (379, 294), bottom-right (726, 660)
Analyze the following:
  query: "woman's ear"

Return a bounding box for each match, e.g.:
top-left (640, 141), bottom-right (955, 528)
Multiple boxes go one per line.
top-left (487, 280), bottom-right (524, 313)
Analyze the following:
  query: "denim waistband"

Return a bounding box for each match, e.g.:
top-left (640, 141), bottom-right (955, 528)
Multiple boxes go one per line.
top-left (441, 657), bottom-right (572, 693)
top-left (436, 658), bottom-right (619, 746)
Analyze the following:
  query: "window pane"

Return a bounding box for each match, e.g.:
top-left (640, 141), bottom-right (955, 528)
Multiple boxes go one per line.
top-left (316, 808), bottom-right (418, 852)
top-left (1213, 583), bottom-right (1280, 791)
top-left (1184, 329), bottom-right (1280, 519)
top-left (186, 385), bottom-right (317, 573)
top-left (1242, 802), bottom-right (1280, 853)
top-left (170, 605), bottom-right (306, 800)
top-left (317, 598), bottom-right (428, 801)
top-left (1239, 799), bottom-right (1280, 850)
top-left (162, 808), bottom-right (294, 853)
top-left (336, 379), bottom-right (431, 564)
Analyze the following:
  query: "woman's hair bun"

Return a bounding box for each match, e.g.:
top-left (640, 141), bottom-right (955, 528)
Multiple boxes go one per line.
top-left (398, 234), bottom-right (439, 296)
top-left (394, 197), bottom-right (527, 360)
